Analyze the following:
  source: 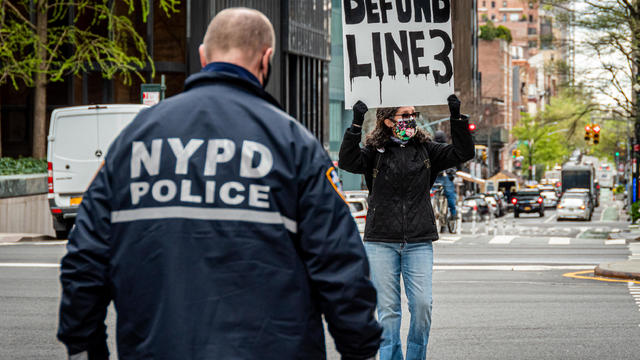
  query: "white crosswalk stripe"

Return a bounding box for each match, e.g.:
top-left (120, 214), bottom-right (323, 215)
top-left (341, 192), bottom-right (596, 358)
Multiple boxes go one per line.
top-left (548, 237), bottom-right (571, 245)
top-left (605, 239), bottom-right (626, 245)
top-left (439, 236), bottom-right (461, 244)
top-left (489, 235), bottom-right (515, 244)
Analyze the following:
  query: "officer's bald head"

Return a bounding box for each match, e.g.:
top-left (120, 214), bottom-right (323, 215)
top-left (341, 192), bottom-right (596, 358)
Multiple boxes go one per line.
top-left (199, 8), bottom-right (275, 83)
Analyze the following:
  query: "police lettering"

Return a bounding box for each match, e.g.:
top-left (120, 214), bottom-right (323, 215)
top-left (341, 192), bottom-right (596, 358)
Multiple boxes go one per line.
top-left (129, 138), bottom-right (273, 208)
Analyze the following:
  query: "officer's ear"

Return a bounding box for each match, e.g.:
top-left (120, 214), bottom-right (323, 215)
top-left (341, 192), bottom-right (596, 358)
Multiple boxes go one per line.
top-left (199, 44), bottom-right (207, 68)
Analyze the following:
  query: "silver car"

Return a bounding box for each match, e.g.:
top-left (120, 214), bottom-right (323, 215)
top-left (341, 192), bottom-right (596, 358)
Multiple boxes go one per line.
top-left (557, 195), bottom-right (591, 221)
top-left (540, 190), bottom-right (558, 208)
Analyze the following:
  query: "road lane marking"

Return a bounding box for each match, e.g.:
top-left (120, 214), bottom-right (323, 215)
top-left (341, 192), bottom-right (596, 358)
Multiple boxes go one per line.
top-left (489, 235), bottom-right (515, 244)
top-left (439, 236), bottom-right (461, 243)
top-left (605, 239), bottom-right (626, 245)
top-left (0, 263), bottom-right (59, 268)
top-left (548, 237), bottom-right (570, 245)
top-left (435, 265), bottom-right (594, 271)
top-left (564, 270), bottom-right (640, 284)
top-left (543, 213), bottom-right (557, 223)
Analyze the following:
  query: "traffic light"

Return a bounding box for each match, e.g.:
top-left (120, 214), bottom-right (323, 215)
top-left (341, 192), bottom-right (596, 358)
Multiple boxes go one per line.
top-left (482, 150), bottom-right (487, 161)
top-left (512, 149), bottom-right (517, 158)
top-left (584, 125), bottom-right (591, 141)
top-left (615, 151), bottom-right (620, 157)
top-left (516, 149), bottom-right (521, 157)
top-left (592, 124), bottom-right (600, 144)
top-left (468, 123), bottom-right (477, 132)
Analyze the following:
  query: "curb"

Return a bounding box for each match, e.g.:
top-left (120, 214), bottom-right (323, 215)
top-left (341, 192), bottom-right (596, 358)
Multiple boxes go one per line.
top-left (0, 233), bottom-right (55, 243)
top-left (594, 263), bottom-right (640, 281)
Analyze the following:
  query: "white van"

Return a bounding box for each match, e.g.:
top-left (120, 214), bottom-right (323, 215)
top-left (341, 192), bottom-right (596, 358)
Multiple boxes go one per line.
top-left (47, 104), bottom-right (148, 238)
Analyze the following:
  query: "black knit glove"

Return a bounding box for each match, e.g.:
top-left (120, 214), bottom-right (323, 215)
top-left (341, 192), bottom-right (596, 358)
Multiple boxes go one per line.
top-left (447, 94), bottom-right (461, 120)
top-left (352, 100), bottom-right (368, 128)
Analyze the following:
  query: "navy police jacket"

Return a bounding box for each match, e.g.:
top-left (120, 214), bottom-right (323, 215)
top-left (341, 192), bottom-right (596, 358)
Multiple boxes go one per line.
top-left (57, 68), bottom-right (382, 359)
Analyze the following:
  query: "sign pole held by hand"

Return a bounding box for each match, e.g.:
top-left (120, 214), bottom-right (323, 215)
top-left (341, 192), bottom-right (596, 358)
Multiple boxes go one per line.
top-left (341, 0), bottom-right (455, 109)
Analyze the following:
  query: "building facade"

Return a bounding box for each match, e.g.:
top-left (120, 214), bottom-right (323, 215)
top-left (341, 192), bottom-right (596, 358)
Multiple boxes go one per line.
top-left (0, 0), bottom-right (331, 157)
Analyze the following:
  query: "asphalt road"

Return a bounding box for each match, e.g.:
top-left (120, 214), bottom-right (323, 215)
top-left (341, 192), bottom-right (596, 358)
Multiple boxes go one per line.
top-left (1, 190), bottom-right (639, 359)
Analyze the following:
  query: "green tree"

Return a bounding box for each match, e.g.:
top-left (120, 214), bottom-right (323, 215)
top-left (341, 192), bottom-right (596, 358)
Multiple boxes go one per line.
top-left (0, 0), bottom-right (179, 158)
top-left (479, 21), bottom-right (513, 43)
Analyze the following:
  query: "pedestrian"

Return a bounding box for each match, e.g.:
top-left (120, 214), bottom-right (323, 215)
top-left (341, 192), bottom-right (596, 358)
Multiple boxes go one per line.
top-left (57, 8), bottom-right (381, 360)
top-left (338, 96), bottom-right (474, 360)
top-left (433, 130), bottom-right (459, 220)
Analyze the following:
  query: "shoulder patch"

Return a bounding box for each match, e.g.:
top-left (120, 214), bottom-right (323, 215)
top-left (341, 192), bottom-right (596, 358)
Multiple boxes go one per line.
top-left (326, 166), bottom-right (346, 202)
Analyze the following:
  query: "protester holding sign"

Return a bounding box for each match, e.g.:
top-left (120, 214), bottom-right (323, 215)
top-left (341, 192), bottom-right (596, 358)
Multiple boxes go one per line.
top-left (338, 95), bottom-right (474, 360)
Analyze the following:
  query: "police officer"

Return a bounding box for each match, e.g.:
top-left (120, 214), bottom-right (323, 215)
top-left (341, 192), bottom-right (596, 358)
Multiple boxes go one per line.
top-left (58, 8), bottom-right (381, 360)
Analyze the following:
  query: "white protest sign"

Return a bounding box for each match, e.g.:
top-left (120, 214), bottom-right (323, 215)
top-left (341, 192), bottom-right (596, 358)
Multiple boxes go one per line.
top-left (341, 0), bottom-right (454, 109)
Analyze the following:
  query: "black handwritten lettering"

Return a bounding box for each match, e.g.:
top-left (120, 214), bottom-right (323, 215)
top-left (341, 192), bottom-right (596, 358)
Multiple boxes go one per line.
top-left (372, 32), bottom-right (385, 102)
top-left (384, 31), bottom-right (411, 78)
top-left (409, 31), bottom-right (429, 76)
top-left (395, 0), bottom-right (412, 23)
top-left (432, 0), bottom-right (450, 23)
top-left (413, 0), bottom-right (432, 22)
top-left (365, 0), bottom-right (380, 23)
top-left (379, 0), bottom-right (393, 23)
top-left (346, 34), bottom-right (372, 85)
top-left (344, 0), bottom-right (365, 24)
top-left (429, 29), bottom-right (453, 84)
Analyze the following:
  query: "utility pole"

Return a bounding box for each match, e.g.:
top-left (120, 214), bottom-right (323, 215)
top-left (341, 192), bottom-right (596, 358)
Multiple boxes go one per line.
top-left (634, 1), bottom-right (640, 203)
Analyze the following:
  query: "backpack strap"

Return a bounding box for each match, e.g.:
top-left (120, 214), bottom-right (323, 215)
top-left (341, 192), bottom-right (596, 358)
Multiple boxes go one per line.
top-left (372, 151), bottom-right (383, 179)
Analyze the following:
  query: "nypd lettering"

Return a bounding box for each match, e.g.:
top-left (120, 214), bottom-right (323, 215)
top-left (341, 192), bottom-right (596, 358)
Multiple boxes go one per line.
top-left (129, 138), bottom-right (273, 209)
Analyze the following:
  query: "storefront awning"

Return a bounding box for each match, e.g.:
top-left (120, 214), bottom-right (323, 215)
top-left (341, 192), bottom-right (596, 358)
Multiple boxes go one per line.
top-left (455, 171), bottom-right (485, 185)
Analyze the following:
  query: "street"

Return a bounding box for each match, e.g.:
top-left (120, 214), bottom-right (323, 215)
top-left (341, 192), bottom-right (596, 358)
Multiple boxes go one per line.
top-left (1, 192), bottom-right (639, 359)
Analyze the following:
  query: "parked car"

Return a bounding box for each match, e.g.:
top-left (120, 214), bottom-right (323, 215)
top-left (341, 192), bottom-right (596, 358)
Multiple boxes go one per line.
top-left (512, 189), bottom-right (544, 218)
top-left (347, 198), bottom-right (367, 233)
top-left (460, 195), bottom-right (490, 222)
top-left (484, 192), bottom-right (505, 217)
top-left (540, 190), bottom-right (558, 208)
top-left (557, 194), bottom-right (592, 221)
top-left (345, 191), bottom-right (368, 233)
top-left (47, 104), bottom-right (148, 239)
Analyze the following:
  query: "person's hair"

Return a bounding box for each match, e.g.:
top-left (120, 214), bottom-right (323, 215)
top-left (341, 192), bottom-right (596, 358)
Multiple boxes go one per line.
top-left (203, 8), bottom-right (275, 63)
top-left (364, 107), bottom-right (430, 148)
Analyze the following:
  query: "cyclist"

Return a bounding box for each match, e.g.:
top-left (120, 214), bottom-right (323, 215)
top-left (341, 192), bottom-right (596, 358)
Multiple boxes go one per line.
top-left (433, 130), bottom-right (458, 219)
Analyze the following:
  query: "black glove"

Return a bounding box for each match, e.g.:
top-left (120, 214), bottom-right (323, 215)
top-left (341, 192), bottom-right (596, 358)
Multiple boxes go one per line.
top-left (352, 100), bottom-right (368, 127)
top-left (447, 94), bottom-right (461, 120)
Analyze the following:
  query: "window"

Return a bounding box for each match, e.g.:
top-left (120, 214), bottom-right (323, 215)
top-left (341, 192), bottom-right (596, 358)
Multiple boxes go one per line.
top-left (491, 14), bottom-right (496, 20)
top-left (483, 1), bottom-right (486, 6)
top-left (503, 1), bottom-right (507, 6)
top-left (491, 1), bottom-right (495, 8)
top-left (528, 40), bottom-right (538, 48)
top-left (503, 14), bottom-right (507, 22)
top-left (529, 15), bottom-right (534, 22)
top-left (529, 2), bottom-right (534, 9)
top-left (528, 27), bottom-right (537, 35)
top-left (510, 14), bottom-right (519, 21)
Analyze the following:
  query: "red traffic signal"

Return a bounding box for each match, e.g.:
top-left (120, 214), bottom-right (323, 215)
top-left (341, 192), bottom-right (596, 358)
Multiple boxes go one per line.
top-left (592, 124), bottom-right (601, 133)
top-left (468, 123), bottom-right (477, 131)
top-left (585, 125), bottom-right (591, 132)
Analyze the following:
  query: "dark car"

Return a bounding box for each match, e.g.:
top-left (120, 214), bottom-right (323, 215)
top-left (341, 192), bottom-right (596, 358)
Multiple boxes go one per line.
top-left (512, 189), bottom-right (544, 218)
top-left (461, 195), bottom-right (490, 222)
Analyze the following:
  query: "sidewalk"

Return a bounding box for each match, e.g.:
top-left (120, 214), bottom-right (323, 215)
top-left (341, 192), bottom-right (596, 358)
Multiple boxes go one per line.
top-left (595, 228), bottom-right (640, 281)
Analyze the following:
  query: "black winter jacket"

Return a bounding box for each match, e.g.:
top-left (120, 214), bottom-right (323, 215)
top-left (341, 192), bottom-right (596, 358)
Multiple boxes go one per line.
top-left (338, 119), bottom-right (475, 243)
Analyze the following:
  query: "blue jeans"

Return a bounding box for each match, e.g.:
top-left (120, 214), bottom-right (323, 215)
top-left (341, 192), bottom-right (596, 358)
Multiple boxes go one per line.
top-left (364, 242), bottom-right (433, 360)
top-left (435, 175), bottom-right (457, 216)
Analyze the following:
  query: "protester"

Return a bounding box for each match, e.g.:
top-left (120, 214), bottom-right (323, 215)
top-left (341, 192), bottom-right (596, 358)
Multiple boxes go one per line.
top-left (57, 8), bottom-right (381, 360)
top-left (338, 96), bottom-right (474, 360)
top-left (433, 130), bottom-right (459, 219)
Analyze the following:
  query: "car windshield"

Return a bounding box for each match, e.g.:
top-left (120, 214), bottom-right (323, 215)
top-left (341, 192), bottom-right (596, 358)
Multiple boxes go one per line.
top-left (516, 192), bottom-right (539, 198)
top-left (348, 201), bottom-right (364, 212)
